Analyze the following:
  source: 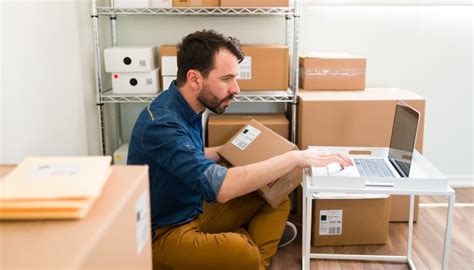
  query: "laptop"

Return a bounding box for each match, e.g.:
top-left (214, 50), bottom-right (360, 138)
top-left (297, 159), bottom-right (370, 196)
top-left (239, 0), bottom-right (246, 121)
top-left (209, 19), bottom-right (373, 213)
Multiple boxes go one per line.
top-left (332, 101), bottom-right (420, 187)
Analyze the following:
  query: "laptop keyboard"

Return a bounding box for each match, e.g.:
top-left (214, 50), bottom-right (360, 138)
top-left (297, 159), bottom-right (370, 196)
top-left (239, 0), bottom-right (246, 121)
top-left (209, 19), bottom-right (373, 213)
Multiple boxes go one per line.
top-left (353, 158), bottom-right (395, 177)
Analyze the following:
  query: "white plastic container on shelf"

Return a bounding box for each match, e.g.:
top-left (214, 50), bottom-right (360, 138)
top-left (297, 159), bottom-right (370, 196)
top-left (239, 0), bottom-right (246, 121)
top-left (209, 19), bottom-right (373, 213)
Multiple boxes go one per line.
top-left (104, 47), bottom-right (157, 72)
top-left (113, 144), bottom-right (129, 165)
top-left (161, 76), bottom-right (176, 91)
top-left (111, 69), bottom-right (160, 94)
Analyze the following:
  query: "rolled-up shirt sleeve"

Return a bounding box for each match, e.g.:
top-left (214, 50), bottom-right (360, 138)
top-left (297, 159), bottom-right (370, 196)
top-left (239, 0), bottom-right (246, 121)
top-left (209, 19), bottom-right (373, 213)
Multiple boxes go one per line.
top-left (141, 116), bottom-right (227, 202)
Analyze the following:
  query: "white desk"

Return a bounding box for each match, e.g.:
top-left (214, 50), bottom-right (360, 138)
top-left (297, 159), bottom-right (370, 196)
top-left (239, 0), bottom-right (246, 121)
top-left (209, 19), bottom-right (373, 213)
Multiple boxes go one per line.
top-left (302, 146), bottom-right (455, 270)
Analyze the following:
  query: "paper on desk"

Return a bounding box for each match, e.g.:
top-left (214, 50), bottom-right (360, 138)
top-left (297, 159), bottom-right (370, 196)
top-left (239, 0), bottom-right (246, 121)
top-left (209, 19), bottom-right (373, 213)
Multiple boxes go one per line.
top-left (0, 156), bottom-right (112, 200)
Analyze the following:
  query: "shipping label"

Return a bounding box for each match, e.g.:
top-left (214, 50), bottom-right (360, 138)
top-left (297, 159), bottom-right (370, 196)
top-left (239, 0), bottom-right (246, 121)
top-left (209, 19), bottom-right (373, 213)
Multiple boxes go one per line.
top-left (231, 125), bottom-right (261, 151)
top-left (319, 210), bottom-right (343, 235)
top-left (237, 56), bottom-right (252, 80)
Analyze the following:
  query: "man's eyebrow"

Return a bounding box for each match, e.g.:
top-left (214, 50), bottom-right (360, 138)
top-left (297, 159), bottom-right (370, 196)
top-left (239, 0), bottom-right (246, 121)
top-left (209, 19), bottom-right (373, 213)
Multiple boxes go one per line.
top-left (220, 74), bottom-right (237, 79)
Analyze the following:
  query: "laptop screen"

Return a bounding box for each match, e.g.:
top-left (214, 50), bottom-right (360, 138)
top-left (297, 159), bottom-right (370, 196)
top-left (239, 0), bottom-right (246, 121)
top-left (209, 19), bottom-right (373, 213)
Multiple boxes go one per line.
top-left (388, 102), bottom-right (420, 177)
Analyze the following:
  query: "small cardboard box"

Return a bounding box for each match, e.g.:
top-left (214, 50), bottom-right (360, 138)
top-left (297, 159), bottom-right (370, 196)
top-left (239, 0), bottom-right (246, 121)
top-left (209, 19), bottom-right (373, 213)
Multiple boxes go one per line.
top-left (312, 194), bottom-right (391, 247)
top-left (238, 45), bottom-right (289, 90)
top-left (207, 114), bottom-right (289, 147)
top-left (220, 0), bottom-right (289, 7)
top-left (173, 0), bottom-right (219, 7)
top-left (104, 46), bottom-right (157, 73)
top-left (0, 166), bottom-right (152, 269)
top-left (299, 53), bottom-right (366, 90)
top-left (297, 88), bottom-right (425, 222)
top-left (218, 119), bottom-right (301, 208)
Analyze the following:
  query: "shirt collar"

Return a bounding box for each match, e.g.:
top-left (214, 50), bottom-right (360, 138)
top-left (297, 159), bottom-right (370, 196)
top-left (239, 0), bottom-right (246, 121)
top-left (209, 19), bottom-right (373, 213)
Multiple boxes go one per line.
top-left (169, 80), bottom-right (203, 123)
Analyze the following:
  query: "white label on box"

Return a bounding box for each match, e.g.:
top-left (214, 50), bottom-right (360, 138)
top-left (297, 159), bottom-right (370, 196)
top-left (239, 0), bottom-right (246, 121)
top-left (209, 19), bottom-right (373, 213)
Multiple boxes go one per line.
top-left (33, 163), bottom-right (80, 177)
top-left (135, 190), bottom-right (149, 255)
top-left (231, 125), bottom-right (261, 150)
top-left (319, 210), bottom-right (343, 235)
top-left (237, 56), bottom-right (252, 80)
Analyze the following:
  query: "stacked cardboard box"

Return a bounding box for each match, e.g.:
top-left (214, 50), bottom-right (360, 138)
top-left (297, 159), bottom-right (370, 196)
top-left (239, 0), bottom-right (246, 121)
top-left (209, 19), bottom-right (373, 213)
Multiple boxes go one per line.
top-left (297, 88), bottom-right (425, 225)
top-left (299, 53), bottom-right (366, 90)
top-left (207, 114), bottom-right (289, 146)
top-left (220, 0), bottom-right (289, 7)
top-left (159, 44), bottom-right (289, 91)
top-left (173, 0), bottom-right (219, 7)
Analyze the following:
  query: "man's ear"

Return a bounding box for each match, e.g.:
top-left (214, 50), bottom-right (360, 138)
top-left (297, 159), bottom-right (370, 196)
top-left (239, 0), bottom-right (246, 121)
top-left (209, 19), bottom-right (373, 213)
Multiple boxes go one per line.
top-left (186, 69), bottom-right (202, 91)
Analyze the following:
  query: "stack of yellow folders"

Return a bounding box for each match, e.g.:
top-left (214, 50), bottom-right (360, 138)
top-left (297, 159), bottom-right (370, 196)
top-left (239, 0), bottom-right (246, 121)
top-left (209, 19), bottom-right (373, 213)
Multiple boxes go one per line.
top-left (0, 156), bottom-right (112, 220)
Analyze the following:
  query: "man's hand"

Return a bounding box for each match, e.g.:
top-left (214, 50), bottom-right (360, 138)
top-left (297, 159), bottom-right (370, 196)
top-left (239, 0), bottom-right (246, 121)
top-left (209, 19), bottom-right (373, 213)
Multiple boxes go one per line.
top-left (293, 150), bottom-right (353, 169)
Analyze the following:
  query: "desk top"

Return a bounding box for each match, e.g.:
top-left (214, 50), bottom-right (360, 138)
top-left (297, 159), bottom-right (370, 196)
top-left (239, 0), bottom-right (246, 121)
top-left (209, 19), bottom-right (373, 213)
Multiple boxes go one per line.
top-left (305, 147), bottom-right (454, 196)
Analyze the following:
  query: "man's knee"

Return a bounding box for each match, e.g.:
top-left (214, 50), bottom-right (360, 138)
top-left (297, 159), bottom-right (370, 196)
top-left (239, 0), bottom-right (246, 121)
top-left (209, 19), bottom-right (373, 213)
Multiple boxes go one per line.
top-left (226, 236), bottom-right (260, 270)
top-left (278, 196), bottom-right (291, 213)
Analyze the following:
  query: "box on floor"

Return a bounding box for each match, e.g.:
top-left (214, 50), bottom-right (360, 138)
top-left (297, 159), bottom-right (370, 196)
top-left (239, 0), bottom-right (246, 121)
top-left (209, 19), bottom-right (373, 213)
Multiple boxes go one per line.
top-left (312, 194), bottom-right (391, 247)
top-left (207, 114), bottom-right (289, 147)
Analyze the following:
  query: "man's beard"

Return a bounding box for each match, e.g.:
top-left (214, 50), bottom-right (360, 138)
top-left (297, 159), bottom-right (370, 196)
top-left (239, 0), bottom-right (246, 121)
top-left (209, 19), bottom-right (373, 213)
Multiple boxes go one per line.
top-left (197, 85), bottom-right (234, 114)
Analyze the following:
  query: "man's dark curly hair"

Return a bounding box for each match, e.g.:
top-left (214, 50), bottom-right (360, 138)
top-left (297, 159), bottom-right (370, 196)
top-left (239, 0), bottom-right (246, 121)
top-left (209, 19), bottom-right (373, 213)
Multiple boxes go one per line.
top-left (176, 29), bottom-right (244, 87)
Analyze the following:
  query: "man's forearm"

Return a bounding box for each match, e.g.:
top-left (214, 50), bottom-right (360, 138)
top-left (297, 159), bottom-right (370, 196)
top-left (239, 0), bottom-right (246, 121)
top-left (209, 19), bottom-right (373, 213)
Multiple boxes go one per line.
top-left (205, 146), bottom-right (222, 162)
top-left (216, 151), bottom-right (301, 203)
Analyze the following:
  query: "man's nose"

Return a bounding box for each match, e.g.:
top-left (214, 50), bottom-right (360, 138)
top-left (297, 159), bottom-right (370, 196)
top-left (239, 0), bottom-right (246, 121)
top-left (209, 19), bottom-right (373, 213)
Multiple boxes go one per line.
top-left (231, 78), bottom-right (240, 96)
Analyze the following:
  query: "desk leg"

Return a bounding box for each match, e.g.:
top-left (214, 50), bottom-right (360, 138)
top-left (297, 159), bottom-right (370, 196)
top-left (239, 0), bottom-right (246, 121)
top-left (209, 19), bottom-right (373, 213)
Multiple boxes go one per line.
top-left (302, 191), bottom-right (312, 270)
top-left (407, 194), bottom-right (415, 266)
top-left (442, 195), bottom-right (455, 270)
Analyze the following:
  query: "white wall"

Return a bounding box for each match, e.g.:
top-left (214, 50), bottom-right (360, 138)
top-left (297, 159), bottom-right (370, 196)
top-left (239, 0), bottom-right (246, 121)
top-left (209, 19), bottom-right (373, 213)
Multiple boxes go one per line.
top-left (1, 2), bottom-right (472, 184)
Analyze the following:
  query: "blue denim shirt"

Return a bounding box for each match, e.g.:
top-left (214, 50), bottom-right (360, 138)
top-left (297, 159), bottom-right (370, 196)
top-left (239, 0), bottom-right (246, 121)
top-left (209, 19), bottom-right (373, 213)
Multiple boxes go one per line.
top-left (127, 81), bottom-right (227, 235)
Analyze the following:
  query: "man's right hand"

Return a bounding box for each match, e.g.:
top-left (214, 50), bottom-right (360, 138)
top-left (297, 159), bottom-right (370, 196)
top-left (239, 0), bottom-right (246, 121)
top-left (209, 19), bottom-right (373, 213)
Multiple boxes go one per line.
top-left (292, 150), bottom-right (353, 169)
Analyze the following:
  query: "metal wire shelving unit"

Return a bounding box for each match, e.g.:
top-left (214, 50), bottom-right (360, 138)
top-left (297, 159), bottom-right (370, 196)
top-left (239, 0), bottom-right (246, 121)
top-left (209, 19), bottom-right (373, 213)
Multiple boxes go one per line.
top-left (91, 2), bottom-right (301, 155)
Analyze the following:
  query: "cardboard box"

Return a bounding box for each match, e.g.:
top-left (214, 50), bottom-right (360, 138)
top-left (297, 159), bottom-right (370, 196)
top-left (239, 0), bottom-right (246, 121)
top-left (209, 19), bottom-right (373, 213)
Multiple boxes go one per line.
top-left (173, 0), bottom-right (219, 7)
top-left (220, 0), bottom-right (289, 7)
top-left (238, 45), bottom-right (289, 90)
top-left (0, 166), bottom-right (152, 269)
top-left (104, 46), bottom-right (157, 73)
top-left (312, 195), bottom-right (391, 246)
top-left (207, 114), bottom-right (289, 146)
top-left (297, 88), bottom-right (425, 222)
top-left (159, 45), bottom-right (289, 90)
top-left (299, 53), bottom-right (366, 90)
top-left (218, 119), bottom-right (301, 208)
top-left (112, 69), bottom-right (160, 94)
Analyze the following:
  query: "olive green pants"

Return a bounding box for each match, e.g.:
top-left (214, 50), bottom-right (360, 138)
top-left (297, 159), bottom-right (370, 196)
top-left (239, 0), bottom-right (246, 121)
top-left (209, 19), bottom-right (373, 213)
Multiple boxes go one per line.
top-left (152, 192), bottom-right (290, 270)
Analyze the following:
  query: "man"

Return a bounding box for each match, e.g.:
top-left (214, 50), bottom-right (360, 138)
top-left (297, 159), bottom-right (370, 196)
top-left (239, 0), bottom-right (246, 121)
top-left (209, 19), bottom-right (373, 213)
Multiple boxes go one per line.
top-left (128, 30), bottom-right (352, 270)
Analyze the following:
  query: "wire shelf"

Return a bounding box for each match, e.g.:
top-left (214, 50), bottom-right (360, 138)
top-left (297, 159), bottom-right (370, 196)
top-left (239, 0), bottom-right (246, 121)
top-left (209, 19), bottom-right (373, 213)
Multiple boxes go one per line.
top-left (95, 7), bottom-right (294, 16)
top-left (101, 90), bottom-right (293, 103)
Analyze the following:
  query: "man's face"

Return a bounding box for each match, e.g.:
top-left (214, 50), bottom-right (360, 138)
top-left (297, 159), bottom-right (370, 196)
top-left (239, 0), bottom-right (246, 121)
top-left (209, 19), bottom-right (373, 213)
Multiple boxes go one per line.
top-left (197, 48), bottom-right (240, 114)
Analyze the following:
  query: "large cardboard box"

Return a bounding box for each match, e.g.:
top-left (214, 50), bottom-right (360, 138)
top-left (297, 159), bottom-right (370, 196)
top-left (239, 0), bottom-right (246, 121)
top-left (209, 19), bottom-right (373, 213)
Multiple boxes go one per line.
top-left (218, 119), bottom-right (301, 208)
top-left (158, 44), bottom-right (289, 91)
top-left (238, 45), bottom-right (289, 90)
top-left (220, 0), bottom-right (289, 7)
top-left (297, 88), bottom-right (425, 222)
top-left (173, 0), bottom-right (219, 7)
top-left (312, 195), bottom-right (391, 246)
top-left (0, 166), bottom-right (152, 269)
top-left (299, 53), bottom-right (366, 90)
top-left (207, 114), bottom-right (289, 146)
